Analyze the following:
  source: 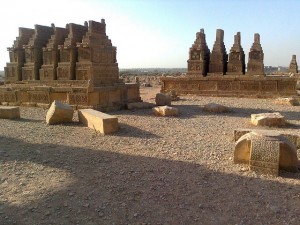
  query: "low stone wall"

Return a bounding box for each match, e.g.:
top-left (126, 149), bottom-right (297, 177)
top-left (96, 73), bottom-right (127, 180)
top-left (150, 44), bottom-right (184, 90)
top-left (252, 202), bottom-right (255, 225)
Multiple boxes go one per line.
top-left (0, 80), bottom-right (141, 111)
top-left (161, 75), bottom-right (298, 98)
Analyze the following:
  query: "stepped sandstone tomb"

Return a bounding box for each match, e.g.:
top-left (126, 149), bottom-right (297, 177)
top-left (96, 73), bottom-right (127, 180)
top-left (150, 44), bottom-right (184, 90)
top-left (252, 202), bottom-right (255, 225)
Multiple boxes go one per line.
top-left (2, 20), bottom-right (141, 111)
top-left (161, 29), bottom-right (297, 98)
top-left (288, 55), bottom-right (298, 74)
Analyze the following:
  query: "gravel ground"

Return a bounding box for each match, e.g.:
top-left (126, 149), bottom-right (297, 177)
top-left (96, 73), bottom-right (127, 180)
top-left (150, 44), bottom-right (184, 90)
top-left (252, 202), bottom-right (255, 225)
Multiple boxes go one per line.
top-left (0, 86), bottom-right (300, 225)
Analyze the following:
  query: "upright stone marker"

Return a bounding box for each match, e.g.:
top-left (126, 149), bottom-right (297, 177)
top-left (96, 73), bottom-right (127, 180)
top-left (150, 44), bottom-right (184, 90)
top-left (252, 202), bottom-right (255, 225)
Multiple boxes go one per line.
top-left (208, 29), bottom-right (227, 75)
top-left (247, 33), bottom-right (264, 76)
top-left (227, 32), bottom-right (245, 75)
top-left (288, 55), bottom-right (298, 74)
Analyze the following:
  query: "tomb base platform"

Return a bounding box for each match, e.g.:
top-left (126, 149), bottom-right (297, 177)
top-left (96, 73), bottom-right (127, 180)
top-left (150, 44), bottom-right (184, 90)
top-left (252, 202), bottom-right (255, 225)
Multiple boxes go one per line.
top-left (0, 80), bottom-right (141, 111)
top-left (161, 75), bottom-right (298, 98)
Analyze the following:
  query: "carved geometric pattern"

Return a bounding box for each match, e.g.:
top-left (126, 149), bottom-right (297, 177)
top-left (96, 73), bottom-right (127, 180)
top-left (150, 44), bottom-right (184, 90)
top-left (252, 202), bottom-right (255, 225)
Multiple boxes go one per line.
top-left (0, 91), bottom-right (17, 102)
top-left (250, 138), bottom-right (280, 176)
top-left (68, 93), bottom-right (88, 105)
top-left (28, 91), bottom-right (50, 103)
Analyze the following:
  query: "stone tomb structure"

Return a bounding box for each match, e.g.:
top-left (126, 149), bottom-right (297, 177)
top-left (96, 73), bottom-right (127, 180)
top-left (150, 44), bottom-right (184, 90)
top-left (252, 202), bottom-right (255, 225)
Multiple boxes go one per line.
top-left (2, 20), bottom-right (141, 111)
top-left (161, 29), bottom-right (297, 98)
top-left (288, 55), bottom-right (298, 74)
top-left (187, 29), bottom-right (210, 76)
top-left (5, 28), bottom-right (34, 82)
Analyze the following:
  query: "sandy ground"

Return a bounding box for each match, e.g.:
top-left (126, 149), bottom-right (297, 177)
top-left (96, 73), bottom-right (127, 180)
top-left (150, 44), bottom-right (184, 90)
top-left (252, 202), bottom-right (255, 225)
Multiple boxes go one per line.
top-left (0, 85), bottom-right (300, 225)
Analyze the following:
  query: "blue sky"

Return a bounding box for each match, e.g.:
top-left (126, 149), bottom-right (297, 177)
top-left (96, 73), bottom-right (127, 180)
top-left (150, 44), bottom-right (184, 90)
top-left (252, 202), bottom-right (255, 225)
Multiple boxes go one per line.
top-left (0, 0), bottom-right (299, 69)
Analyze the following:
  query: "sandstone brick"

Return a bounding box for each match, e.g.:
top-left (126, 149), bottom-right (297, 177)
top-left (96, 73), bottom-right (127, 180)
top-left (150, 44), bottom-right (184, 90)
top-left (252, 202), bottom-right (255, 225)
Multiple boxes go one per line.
top-left (78, 109), bottom-right (118, 134)
top-left (46, 100), bottom-right (74, 125)
top-left (0, 106), bottom-right (20, 119)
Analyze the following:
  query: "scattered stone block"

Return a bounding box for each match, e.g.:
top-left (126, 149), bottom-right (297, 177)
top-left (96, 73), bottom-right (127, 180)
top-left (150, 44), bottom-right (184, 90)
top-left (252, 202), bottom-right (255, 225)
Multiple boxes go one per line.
top-left (203, 103), bottom-right (229, 113)
top-left (0, 106), bottom-right (20, 119)
top-left (234, 130), bottom-right (298, 175)
top-left (251, 112), bottom-right (286, 127)
top-left (78, 109), bottom-right (118, 134)
top-left (274, 97), bottom-right (298, 106)
top-left (155, 93), bottom-right (171, 106)
top-left (152, 106), bottom-right (179, 117)
top-left (127, 102), bottom-right (155, 110)
top-left (46, 100), bottom-right (74, 125)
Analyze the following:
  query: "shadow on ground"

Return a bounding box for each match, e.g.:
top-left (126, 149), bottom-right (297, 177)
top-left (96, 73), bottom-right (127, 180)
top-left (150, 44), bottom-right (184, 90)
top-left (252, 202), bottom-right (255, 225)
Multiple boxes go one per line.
top-left (114, 123), bottom-right (161, 139)
top-left (0, 136), bottom-right (299, 224)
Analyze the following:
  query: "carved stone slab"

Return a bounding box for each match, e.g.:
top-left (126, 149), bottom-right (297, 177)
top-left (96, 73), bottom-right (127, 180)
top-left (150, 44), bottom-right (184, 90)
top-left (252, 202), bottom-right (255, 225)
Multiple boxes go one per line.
top-left (68, 93), bottom-right (88, 105)
top-left (28, 91), bottom-right (50, 103)
top-left (0, 91), bottom-right (17, 102)
top-left (249, 137), bottom-right (280, 176)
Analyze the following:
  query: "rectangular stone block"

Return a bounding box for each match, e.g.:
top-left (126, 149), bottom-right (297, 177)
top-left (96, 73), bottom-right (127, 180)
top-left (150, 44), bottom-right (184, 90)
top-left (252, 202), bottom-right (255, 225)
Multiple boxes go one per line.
top-left (0, 106), bottom-right (20, 119)
top-left (78, 109), bottom-right (118, 134)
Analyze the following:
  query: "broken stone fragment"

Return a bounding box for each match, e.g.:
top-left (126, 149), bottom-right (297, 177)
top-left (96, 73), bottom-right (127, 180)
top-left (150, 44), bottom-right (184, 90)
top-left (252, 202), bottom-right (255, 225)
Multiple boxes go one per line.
top-left (46, 100), bottom-right (74, 125)
top-left (152, 106), bottom-right (179, 117)
top-left (251, 112), bottom-right (285, 127)
top-left (234, 130), bottom-right (298, 176)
